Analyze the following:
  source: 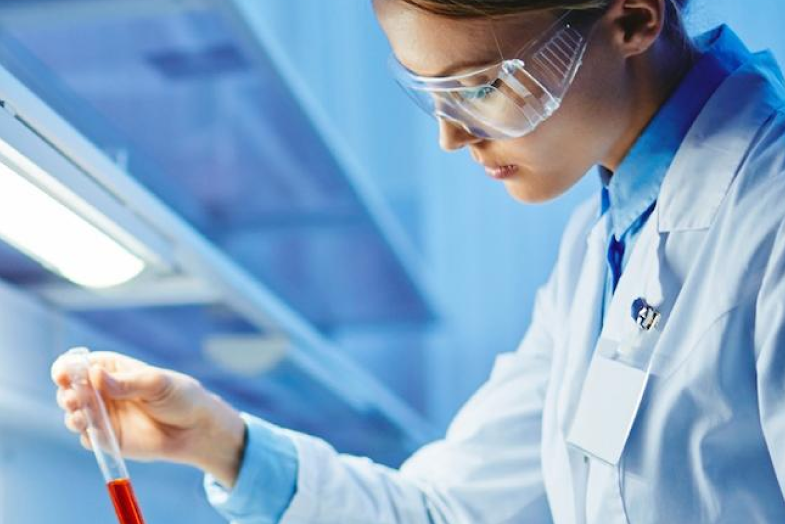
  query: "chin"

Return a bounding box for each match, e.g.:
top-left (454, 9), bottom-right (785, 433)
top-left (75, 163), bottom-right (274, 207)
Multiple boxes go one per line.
top-left (504, 179), bottom-right (567, 204)
top-left (503, 165), bottom-right (589, 203)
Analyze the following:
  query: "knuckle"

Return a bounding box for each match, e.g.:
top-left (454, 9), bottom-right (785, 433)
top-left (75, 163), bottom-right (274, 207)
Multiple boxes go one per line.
top-left (147, 370), bottom-right (174, 402)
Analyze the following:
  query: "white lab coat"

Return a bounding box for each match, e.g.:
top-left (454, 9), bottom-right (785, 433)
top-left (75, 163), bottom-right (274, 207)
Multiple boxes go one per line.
top-left (273, 38), bottom-right (785, 524)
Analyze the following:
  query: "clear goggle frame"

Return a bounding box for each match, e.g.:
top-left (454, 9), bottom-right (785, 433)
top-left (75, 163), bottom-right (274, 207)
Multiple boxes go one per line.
top-left (389, 11), bottom-right (594, 140)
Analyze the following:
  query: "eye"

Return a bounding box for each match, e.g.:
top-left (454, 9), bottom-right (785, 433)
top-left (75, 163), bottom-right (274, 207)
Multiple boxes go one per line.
top-left (460, 85), bottom-right (495, 101)
top-left (458, 78), bottom-right (503, 102)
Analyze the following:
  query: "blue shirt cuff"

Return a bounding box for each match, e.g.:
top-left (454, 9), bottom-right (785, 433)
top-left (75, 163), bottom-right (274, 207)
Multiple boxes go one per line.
top-left (204, 412), bottom-right (298, 524)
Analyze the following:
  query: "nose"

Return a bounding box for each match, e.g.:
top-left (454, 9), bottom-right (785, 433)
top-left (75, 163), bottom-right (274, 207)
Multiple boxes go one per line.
top-left (438, 118), bottom-right (483, 152)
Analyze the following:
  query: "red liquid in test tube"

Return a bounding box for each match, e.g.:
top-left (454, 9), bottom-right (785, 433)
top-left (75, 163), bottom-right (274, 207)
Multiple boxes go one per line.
top-left (107, 478), bottom-right (146, 524)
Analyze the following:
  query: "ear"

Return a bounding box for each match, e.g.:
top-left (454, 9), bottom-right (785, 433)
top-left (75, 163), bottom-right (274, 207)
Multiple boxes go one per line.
top-left (604, 0), bottom-right (668, 58)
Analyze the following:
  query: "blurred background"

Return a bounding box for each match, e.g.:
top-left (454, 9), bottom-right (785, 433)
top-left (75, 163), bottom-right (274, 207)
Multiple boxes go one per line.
top-left (0, 0), bottom-right (781, 522)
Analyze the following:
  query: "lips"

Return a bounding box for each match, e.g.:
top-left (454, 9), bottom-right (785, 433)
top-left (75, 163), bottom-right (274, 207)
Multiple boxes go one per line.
top-left (471, 151), bottom-right (520, 181)
top-left (484, 164), bottom-right (519, 180)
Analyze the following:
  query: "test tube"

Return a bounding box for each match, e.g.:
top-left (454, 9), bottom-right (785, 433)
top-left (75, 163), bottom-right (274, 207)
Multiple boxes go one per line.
top-left (61, 347), bottom-right (147, 524)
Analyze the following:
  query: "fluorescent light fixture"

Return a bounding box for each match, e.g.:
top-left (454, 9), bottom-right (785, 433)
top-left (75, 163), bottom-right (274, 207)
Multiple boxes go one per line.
top-left (0, 140), bottom-right (145, 288)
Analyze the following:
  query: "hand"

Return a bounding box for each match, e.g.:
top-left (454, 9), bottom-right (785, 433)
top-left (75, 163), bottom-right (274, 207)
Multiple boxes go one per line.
top-left (51, 351), bottom-right (246, 488)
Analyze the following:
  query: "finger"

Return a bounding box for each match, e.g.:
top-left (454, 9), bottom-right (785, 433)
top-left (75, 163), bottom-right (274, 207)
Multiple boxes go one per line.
top-left (64, 411), bottom-right (87, 434)
top-left (52, 351), bottom-right (141, 388)
top-left (80, 433), bottom-right (93, 451)
top-left (50, 357), bottom-right (73, 389)
top-left (92, 367), bottom-right (172, 403)
top-left (56, 388), bottom-right (78, 412)
top-left (88, 351), bottom-right (145, 373)
top-left (57, 386), bottom-right (93, 412)
top-left (56, 388), bottom-right (67, 410)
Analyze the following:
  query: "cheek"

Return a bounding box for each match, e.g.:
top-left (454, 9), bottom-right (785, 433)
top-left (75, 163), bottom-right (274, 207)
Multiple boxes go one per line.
top-left (517, 52), bottom-right (624, 169)
top-left (565, 33), bottom-right (629, 130)
top-left (497, 106), bottom-right (590, 168)
top-left (486, 119), bottom-right (598, 202)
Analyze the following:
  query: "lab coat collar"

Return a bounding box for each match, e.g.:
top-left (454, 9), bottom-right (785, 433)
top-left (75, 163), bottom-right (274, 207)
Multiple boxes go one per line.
top-left (657, 26), bottom-right (785, 232)
top-left (599, 25), bottom-right (733, 241)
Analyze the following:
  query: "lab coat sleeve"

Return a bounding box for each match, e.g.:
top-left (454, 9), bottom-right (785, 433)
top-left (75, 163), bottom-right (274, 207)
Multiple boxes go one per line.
top-left (276, 257), bottom-right (561, 524)
top-left (201, 199), bottom-right (595, 524)
top-left (756, 209), bottom-right (785, 498)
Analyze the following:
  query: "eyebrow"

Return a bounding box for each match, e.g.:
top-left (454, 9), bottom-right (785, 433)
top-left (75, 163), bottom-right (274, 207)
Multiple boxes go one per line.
top-left (429, 56), bottom-right (500, 77)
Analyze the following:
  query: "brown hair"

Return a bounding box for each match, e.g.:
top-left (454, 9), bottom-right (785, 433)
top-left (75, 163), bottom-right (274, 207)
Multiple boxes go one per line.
top-left (393, 0), bottom-right (690, 39)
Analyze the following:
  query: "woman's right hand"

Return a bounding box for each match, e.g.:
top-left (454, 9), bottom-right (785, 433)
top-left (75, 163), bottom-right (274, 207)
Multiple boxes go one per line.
top-left (51, 351), bottom-right (246, 488)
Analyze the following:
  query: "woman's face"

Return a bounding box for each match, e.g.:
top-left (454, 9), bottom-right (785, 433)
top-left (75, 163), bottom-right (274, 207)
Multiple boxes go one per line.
top-left (375, 1), bottom-right (635, 203)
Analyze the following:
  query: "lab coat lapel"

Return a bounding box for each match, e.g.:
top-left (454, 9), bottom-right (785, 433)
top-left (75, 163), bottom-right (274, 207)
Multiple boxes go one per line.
top-left (557, 213), bottom-right (610, 524)
top-left (600, 209), bottom-right (664, 343)
top-left (559, 214), bottom-right (610, 430)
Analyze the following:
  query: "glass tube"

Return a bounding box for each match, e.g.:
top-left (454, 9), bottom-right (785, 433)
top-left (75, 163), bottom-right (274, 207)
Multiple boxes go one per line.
top-left (61, 347), bottom-right (146, 524)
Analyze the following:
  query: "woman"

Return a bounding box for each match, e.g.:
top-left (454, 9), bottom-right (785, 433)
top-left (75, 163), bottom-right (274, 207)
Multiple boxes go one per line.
top-left (52, 0), bottom-right (785, 522)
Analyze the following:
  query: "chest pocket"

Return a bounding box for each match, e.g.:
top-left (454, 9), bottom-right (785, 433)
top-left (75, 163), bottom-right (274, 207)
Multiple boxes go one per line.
top-left (641, 245), bottom-right (765, 382)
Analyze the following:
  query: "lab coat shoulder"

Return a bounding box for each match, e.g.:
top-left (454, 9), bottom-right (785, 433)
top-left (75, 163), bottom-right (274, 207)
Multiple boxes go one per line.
top-left (753, 165), bottom-right (785, 496)
top-left (699, 103), bottom-right (785, 314)
top-left (743, 105), bottom-right (785, 494)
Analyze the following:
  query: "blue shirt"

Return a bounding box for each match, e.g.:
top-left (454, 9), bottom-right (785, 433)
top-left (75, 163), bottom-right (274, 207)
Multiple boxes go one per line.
top-left (204, 26), bottom-right (743, 524)
top-left (599, 28), bottom-right (736, 323)
top-left (204, 413), bottom-right (298, 523)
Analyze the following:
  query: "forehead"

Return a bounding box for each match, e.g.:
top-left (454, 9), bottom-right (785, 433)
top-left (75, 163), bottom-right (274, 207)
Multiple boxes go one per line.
top-left (375, 1), bottom-right (556, 77)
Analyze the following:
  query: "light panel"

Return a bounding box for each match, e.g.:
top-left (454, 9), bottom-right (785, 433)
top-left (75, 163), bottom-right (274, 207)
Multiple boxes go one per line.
top-left (0, 138), bottom-right (145, 288)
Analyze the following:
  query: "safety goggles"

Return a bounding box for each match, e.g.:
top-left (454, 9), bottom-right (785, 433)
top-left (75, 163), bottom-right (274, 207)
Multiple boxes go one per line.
top-left (389, 11), bottom-right (594, 140)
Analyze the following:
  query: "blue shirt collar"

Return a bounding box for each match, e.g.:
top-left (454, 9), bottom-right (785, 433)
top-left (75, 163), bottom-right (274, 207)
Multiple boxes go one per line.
top-left (599, 25), bottom-right (749, 240)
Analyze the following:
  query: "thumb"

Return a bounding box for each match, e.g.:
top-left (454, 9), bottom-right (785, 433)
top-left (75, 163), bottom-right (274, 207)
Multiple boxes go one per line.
top-left (91, 367), bottom-right (172, 402)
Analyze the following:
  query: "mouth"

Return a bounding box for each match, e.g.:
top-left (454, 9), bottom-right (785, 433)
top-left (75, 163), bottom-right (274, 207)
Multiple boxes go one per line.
top-left (483, 164), bottom-right (519, 180)
top-left (472, 151), bottom-right (520, 181)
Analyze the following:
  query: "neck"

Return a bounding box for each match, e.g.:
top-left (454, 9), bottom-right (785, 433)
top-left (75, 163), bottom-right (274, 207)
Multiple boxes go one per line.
top-left (601, 37), bottom-right (699, 172)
